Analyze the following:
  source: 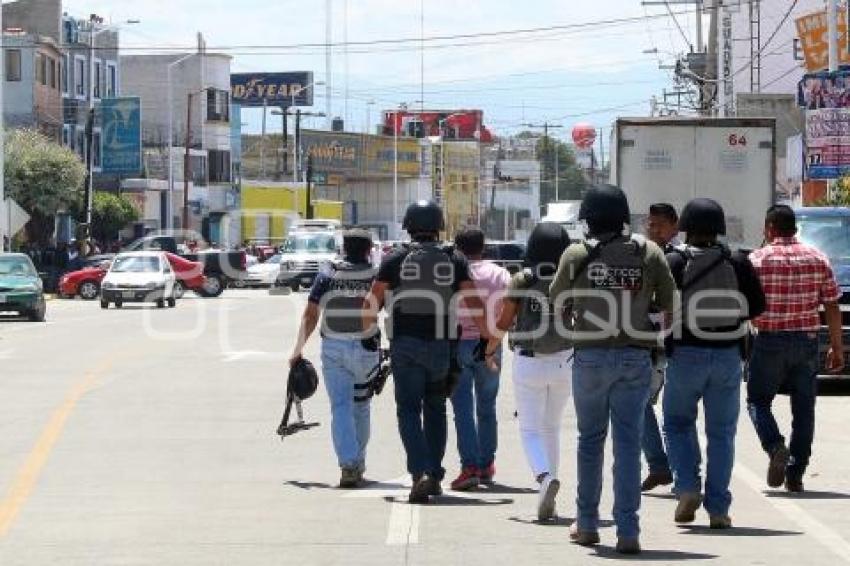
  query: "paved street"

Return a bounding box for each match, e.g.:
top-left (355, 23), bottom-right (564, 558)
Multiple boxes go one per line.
top-left (1, 291), bottom-right (850, 565)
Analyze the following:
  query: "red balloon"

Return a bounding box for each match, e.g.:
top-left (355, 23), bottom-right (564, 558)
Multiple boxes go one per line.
top-left (572, 123), bottom-right (597, 149)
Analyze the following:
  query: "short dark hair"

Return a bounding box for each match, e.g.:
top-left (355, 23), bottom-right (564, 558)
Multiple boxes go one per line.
top-left (765, 205), bottom-right (797, 236)
top-left (649, 203), bottom-right (678, 224)
top-left (454, 226), bottom-right (485, 256)
top-left (343, 228), bottom-right (373, 261)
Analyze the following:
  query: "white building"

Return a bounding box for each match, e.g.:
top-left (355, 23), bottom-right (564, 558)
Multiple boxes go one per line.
top-left (120, 53), bottom-right (239, 244)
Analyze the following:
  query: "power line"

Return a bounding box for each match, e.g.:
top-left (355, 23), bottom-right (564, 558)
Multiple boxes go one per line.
top-left (732, 0), bottom-right (799, 79)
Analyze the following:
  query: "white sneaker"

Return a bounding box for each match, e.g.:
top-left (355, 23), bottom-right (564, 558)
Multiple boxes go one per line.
top-left (537, 474), bottom-right (560, 521)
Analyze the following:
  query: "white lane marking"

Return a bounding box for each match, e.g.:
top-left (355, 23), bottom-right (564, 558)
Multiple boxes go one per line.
top-left (734, 462), bottom-right (850, 563)
top-left (342, 476), bottom-right (420, 546)
top-left (222, 351), bottom-right (280, 362)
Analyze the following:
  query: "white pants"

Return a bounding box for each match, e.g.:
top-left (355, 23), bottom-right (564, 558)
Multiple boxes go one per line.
top-left (512, 349), bottom-right (574, 480)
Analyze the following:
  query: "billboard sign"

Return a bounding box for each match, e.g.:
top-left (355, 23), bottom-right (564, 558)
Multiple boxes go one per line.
top-left (231, 72), bottom-right (314, 108)
top-left (795, 8), bottom-right (850, 72)
top-left (804, 108), bottom-right (850, 179)
top-left (100, 97), bottom-right (142, 175)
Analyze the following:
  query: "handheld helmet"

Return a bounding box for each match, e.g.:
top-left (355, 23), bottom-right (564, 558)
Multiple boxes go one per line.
top-left (679, 198), bottom-right (726, 237)
top-left (579, 184), bottom-right (631, 235)
top-left (288, 358), bottom-right (319, 401)
top-left (402, 200), bottom-right (445, 234)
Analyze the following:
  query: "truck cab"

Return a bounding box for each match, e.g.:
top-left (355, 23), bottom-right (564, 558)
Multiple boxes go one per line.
top-left (795, 207), bottom-right (850, 378)
top-left (274, 222), bottom-right (342, 292)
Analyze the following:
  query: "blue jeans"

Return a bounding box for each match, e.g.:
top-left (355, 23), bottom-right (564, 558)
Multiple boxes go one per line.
top-left (573, 347), bottom-right (652, 539)
top-left (642, 364), bottom-right (670, 474)
top-left (390, 336), bottom-right (451, 480)
top-left (450, 340), bottom-right (501, 470)
top-left (321, 338), bottom-right (380, 470)
top-left (747, 332), bottom-right (819, 478)
top-left (664, 346), bottom-right (741, 516)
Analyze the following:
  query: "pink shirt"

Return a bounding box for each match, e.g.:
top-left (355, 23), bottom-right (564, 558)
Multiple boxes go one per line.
top-left (459, 260), bottom-right (511, 339)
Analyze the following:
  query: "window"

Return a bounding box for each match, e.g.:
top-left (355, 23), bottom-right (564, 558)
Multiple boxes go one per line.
top-left (92, 131), bottom-right (102, 169)
top-left (106, 62), bottom-right (117, 97)
top-left (208, 150), bottom-right (231, 183)
top-left (93, 60), bottom-right (102, 98)
top-left (48, 58), bottom-right (57, 89)
top-left (5, 49), bottom-right (21, 82)
top-left (206, 89), bottom-right (230, 122)
top-left (74, 56), bottom-right (86, 97)
top-left (76, 129), bottom-right (87, 162)
top-left (61, 54), bottom-right (69, 94)
top-left (62, 125), bottom-right (72, 147)
top-left (35, 53), bottom-right (47, 85)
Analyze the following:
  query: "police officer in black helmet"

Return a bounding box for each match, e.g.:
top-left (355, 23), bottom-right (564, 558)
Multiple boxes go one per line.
top-left (362, 201), bottom-right (492, 504)
top-left (662, 198), bottom-right (765, 530)
top-left (291, 228), bottom-right (379, 488)
top-left (550, 184), bottom-right (677, 554)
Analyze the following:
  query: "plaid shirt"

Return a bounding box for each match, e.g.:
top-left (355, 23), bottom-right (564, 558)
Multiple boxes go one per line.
top-left (750, 237), bottom-right (841, 331)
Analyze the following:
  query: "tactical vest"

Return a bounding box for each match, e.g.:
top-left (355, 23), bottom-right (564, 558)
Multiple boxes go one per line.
top-left (571, 235), bottom-right (655, 340)
top-left (393, 243), bottom-right (456, 319)
top-left (673, 245), bottom-right (742, 332)
top-left (321, 260), bottom-right (375, 336)
top-left (510, 270), bottom-right (573, 354)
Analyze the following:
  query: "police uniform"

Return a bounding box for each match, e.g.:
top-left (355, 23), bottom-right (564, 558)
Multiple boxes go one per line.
top-left (549, 185), bottom-right (677, 552)
top-left (309, 257), bottom-right (378, 478)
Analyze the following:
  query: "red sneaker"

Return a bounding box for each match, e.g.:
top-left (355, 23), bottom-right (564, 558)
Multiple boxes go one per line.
top-left (450, 467), bottom-right (480, 491)
top-left (479, 463), bottom-right (496, 485)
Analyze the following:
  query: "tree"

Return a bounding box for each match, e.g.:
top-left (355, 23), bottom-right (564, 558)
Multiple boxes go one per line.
top-left (89, 192), bottom-right (140, 244)
top-left (814, 176), bottom-right (850, 206)
top-left (536, 136), bottom-right (587, 207)
top-left (4, 129), bottom-right (86, 245)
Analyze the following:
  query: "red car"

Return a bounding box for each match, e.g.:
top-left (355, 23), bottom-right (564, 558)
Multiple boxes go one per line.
top-left (59, 253), bottom-right (206, 300)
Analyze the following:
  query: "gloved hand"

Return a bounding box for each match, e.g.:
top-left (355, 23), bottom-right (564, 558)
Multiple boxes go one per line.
top-left (361, 330), bottom-right (381, 352)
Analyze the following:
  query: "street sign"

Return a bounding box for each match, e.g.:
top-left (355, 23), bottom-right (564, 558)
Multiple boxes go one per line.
top-left (311, 172), bottom-right (327, 185)
top-left (100, 97), bottom-right (142, 175)
top-left (4, 198), bottom-right (29, 237)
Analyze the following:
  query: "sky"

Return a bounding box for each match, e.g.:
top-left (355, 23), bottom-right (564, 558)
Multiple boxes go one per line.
top-left (61, 0), bottom-right (696, 144)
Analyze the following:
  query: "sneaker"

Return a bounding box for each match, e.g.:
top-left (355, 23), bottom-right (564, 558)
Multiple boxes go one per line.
top-left (569, 525), bottom-right (600, 546)
top-left (709, 515), bottom-right (733, 530)
top-left (450, 467), bottom-right (480, 491)
top-left (767, 446), bottom-right (790, 488)
top-left (641, 469), bottom-right (674, 492)
top-left (479, 463), bottom-right (496, 485)
top-left (785, 475), bottom-right (804, 493)
top-left (674, 492), bottom-right (703, 524)
top-left (339, 466), bottom-right (361, 489)
top-left (408, 475), bottom-right (431, 504)
top-left (537, 474), bottom-right (560, 521)
top-left (616, 537), bottom-right (641, 555)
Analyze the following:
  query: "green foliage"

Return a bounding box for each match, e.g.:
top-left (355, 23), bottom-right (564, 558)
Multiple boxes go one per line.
top-left (814, 177), bottom-right (850, 206)
top-left (91, 192), bottom-right (140, 243)
top-left (4, 129), bottom-right (86, 244)
top-left (536, 136), bottom-right (587, 206)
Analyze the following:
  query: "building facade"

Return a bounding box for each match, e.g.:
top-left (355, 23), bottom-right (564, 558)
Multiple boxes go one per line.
top-left (2, 32), bottom-right (62, 142)
top-left (120, 53), bottom-right (238, 244)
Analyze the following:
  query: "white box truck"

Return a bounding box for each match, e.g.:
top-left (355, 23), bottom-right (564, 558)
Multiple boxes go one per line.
top-left (610, 117), bottom-right (776, 249)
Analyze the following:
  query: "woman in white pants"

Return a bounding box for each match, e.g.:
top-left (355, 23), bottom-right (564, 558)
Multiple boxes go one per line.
top-left (484, 223), bottom-right (574, 521)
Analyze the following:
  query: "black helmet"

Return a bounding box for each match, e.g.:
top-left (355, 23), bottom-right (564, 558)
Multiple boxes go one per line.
top-left (579, 184), bottom-right (631, 234)
top-left (679, 198), bottom-right (726, 236)
top-left (526, 222), bottom-right (571, 271)
top-left (288, 358), bottom-right (319, 401)
top-left (403, 200), bottom-right (445, 234)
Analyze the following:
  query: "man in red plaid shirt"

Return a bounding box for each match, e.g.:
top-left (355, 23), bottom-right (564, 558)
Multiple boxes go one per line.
top-left (747, 205), bottom-right (844, 493)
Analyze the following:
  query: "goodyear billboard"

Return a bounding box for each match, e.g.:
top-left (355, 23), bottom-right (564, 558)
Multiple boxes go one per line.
top-left (231, 72), bottom-right (314, 107)
top-left (100, 97), bottom-right (142, 175)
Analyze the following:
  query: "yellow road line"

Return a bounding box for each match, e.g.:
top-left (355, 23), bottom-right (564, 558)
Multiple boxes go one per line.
top-left (0, 359), bottom-right (112, 538)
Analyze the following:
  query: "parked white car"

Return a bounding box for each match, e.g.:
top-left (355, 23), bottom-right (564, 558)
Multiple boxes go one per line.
top-left (100, 251), bottom-right (178, 309)
top-left (243, 254), bottom-right (282, 287)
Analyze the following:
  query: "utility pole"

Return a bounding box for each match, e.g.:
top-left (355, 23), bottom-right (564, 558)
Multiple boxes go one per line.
top-left (260, 99), bottom-right (267, 179)
top-left (523, 122), bottom-right (563, 202)
top-left (183, 92), bottom-right (193, 230)
top-left (84, 13), bottom-right (101, 252)
top-left (305, 155), bottom-right (315, 219)
top-left (295, 109), bottom-right (302, 182)
top-left (829, 0), bottom-right (840, 72)
top-left (0, 5), bottom-right (6, 250)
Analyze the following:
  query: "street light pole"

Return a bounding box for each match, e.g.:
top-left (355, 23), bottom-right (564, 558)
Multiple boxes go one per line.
top-left (167, 52), bottom-right (196, 231)
top-left (289, 81), bottom-right (324, 182)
